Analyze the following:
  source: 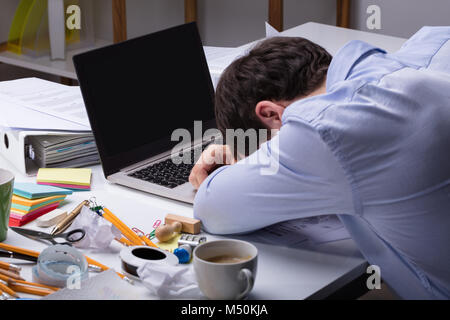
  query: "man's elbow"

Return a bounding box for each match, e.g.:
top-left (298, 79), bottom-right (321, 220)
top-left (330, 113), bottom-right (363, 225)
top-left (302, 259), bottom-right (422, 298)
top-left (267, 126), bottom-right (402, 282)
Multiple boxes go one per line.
top-left (193, 187), bottom-right (240, 235)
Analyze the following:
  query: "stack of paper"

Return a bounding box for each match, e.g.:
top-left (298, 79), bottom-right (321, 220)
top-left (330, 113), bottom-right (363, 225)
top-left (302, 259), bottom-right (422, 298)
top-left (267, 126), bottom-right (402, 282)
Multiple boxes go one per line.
top-left (28, 134), bottom-right (99, 168)
top-left (9, 183), bottom-right (72, 226)
top-left (0, 78), bottom-right (91, 131)
top-left (37, 168), bottom-right (92, 191)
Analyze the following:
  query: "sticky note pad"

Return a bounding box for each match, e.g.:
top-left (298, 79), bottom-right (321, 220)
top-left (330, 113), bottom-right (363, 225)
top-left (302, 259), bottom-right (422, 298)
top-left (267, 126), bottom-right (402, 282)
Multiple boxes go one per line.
top-left (37, 168), bottom-right (92, 188)
top-left (11, 194), bottom-right (66, 213)
top-left (13, 182), bottom-right (72, 199)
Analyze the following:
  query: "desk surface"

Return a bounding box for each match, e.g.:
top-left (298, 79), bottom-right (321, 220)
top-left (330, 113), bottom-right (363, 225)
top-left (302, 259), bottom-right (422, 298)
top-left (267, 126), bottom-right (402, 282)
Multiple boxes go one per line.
top-left (0, 23), bottom-right (408, 300)
top-left (0, 157), bottom-right (367, 300)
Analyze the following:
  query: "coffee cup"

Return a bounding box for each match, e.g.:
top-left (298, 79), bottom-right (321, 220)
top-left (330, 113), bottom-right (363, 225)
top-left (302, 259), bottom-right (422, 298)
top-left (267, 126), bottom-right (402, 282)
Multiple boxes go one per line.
top-left (193, 239), bottom-right (257, 300)
top-left (0, 169), bottom-right (14, 242)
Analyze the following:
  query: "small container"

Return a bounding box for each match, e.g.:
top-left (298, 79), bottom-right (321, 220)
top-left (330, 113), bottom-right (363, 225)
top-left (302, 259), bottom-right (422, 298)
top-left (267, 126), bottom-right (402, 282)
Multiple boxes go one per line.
top-left (178, 234), bottom-right (207, 248)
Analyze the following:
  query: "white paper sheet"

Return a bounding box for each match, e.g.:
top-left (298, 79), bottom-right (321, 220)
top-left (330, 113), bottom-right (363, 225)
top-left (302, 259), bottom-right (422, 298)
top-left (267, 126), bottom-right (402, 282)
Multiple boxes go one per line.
top-left (0, 78), bottom-right (90, 128)
top-left (203, 21), bottom-right (282, 88)
top-left (0, 92), bottom-right (90, 132)
top-left (243, 215), bottom-right (351, 247)
top-left (265, 21), bottom-right (281, 38)
top-left (43, 269), bottom-right (149, 300)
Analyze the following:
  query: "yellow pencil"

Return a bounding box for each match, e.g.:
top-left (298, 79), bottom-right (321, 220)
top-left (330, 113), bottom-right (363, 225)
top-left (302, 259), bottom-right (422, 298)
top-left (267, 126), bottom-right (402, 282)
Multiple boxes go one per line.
top-left (0, 274), bottom-right (59, 291)
top-left (8, 283), bottom-right (54, 296)
top-left (0, 280), bottom-right (19, 298)
top-left (116, 237), bottom-right (133, 246)
top-left (0, 243), bottom-right (128, 281)
top-left (0, 288), bottom-right (9, 300)
top-left (102, 207), bottom-right (145, 246)
top-left (0, 243), bottom-right (39, 258)
top-left (104, 207), bottom-right (158, 247)
top-left (0, 268), bottom-right (24, 281)
top-left (140, 234), bottom-right (158, 248)
top-left (0, 261), bottom-right (21, 273)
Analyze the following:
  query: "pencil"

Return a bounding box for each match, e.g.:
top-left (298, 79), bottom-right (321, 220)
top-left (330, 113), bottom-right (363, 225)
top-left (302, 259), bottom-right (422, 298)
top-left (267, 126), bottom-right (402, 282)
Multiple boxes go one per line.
top-left (0, 261), bottom-right (21, 273)
top-left (0, 280), bottom-right (19, 298)
top-left (140, 234), bottom-right (158, 248)
top-left (110, 220), bottom-right (143, 246)
top-left (116, 237), bottom-right (133, 246)
top-left (0, 243), bottom-right (128, 282)
top-left (0, 243), bottom-right (40, 259)
top-left (102, 207), bottom-right (146, 246)
top-left (102, 207), bottom-right (144, 245)
top-left (0, 274), bottom-right (59, 291)
top-left (0, 288), bottom-right (10, 300)
top-left (8, 283), bottom-right (54, 296)
top-left (82, 254), bottom-right (129, 281)
top-left (0, 268), bottom-right (24, 281)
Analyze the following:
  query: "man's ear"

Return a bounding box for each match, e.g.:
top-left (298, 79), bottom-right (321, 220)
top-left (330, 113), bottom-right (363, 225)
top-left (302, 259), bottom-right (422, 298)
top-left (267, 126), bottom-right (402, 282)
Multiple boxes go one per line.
top-left (255, 100), bottom-right (285, 130)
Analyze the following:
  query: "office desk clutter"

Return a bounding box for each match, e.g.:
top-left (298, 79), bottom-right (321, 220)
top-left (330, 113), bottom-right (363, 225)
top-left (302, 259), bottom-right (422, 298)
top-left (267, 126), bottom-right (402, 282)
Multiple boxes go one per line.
top-left (0, 186), bottom-right (266, 300)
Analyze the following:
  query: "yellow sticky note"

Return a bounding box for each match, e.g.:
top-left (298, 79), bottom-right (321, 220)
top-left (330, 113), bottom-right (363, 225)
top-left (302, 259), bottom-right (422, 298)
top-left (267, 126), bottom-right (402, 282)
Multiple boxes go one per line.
top-left (37, 168), bottom-right (92, 186)
top-left (156, 234), bottom-right (182, 253)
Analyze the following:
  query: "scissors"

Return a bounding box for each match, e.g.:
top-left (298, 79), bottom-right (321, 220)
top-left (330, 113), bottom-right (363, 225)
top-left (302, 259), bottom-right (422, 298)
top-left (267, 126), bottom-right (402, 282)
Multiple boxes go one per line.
top-left (10, 227), bottom-right (86, 246)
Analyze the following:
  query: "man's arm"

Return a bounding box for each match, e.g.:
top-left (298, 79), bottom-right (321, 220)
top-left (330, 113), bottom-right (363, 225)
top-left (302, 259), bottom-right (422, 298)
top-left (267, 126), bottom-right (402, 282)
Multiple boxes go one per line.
top-left (193, 120), bottom-right (356, 235)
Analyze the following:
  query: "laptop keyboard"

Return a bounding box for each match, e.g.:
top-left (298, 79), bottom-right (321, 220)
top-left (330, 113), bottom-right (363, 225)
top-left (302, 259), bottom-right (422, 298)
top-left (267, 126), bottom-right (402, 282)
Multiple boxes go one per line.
top-left (128, 144), bottom-right (210, 189)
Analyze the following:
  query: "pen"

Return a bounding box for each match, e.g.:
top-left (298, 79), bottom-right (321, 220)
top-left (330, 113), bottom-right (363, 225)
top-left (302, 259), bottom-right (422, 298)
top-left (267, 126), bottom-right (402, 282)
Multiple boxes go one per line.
top-left (51, 200), bottom-right (89, 235)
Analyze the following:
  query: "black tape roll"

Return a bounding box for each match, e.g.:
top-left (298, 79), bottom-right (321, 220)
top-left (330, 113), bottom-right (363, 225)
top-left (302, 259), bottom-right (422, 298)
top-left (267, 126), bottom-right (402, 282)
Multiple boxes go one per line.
top-left (119, 246), bottom-right (179, 277)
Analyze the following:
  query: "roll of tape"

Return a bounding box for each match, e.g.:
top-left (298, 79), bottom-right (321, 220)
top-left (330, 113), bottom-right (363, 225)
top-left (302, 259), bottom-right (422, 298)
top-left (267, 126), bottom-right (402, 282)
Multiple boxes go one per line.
top-left (120, 246), bottom-right (178, 277)
top-left (32, 244), bottom-right (88, 288)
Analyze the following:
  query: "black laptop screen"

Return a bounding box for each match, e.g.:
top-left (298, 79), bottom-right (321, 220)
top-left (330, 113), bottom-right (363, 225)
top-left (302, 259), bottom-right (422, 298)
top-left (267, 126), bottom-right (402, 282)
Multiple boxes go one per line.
top-left (73, 23), bottom-right (215, 177)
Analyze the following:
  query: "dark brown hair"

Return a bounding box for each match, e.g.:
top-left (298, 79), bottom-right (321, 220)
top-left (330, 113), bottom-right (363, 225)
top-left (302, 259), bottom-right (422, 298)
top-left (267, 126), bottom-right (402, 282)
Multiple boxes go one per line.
top-left (215, 36), bottom-right (331, 138)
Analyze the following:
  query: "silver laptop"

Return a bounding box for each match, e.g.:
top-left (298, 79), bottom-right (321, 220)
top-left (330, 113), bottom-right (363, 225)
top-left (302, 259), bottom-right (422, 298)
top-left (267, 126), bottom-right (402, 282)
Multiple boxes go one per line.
top-left (73, 23), bottom-right (216, 204)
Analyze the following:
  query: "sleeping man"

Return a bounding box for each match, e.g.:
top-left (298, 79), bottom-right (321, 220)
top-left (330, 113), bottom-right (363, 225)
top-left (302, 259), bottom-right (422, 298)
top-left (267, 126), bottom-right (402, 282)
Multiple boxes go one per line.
top-left (189, 27), bottom-right (450, 299)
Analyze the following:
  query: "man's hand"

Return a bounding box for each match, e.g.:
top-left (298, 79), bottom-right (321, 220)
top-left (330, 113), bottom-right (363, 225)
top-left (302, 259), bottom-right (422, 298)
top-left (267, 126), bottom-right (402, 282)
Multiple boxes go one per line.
top-left (189, 144), bottom-right (237, 189)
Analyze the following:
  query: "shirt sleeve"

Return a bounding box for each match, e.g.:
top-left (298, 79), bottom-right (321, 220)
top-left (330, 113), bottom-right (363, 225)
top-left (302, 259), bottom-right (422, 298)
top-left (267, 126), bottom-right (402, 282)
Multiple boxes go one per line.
top-left (193, 119), bottom-right (356, 235)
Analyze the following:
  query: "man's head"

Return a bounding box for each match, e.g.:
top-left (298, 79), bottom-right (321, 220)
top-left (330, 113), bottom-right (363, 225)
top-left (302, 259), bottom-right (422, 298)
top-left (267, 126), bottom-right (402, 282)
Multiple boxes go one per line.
top-left (215, 37), bottom-right (331, 138)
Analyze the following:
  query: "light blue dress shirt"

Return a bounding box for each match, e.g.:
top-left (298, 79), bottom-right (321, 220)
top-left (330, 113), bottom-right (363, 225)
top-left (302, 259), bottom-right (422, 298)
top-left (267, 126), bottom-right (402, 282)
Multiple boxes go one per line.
top-left (194, 27), bottom-right (450, 299)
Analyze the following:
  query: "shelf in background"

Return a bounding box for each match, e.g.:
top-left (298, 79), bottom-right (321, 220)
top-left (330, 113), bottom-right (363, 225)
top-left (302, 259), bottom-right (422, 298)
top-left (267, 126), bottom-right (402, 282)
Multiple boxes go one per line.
top-left (0, 38), bottom-right (112, 80)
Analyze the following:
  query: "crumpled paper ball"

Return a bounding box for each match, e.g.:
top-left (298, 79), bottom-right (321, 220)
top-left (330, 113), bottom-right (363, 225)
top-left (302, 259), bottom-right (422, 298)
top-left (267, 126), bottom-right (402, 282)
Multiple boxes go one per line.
top-left (67, 205), bottom-right (121, 249)
top-left (137, 262), bottom-right (204, 299)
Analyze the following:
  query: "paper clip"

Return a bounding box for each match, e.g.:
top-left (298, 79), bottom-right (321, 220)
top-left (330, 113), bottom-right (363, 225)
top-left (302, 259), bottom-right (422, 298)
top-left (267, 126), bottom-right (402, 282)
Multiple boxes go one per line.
top-left (131, 227), bottom-right (145, 237)
top-left (146, 230), bottom-right (156, 240)
top-left (153, 220), bottom-right (162, 229)
top-left (132, 227), bottom-right (156, 241)
top-left (88, 197), bottom-right (103, 213)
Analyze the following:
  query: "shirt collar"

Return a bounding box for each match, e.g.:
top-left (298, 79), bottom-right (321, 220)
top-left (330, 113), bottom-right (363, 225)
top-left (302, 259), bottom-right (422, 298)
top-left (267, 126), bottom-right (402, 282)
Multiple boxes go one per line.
top-left (326, 40), bottom-right (386, 91)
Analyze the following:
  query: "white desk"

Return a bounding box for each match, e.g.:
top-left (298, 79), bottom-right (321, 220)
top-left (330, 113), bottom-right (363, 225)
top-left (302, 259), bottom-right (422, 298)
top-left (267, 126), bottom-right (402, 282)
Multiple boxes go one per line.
top-left (0, 22), bottom-right (408, 300)
top-left (0, 157), bottom-right (367, 300)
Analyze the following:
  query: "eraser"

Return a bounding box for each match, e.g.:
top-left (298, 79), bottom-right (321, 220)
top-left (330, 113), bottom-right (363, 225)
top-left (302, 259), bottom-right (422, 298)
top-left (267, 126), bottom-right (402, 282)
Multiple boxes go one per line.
top-left (35, 208), bottom-right (68, 227)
